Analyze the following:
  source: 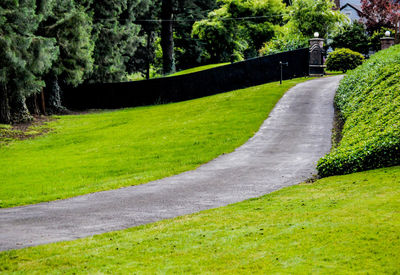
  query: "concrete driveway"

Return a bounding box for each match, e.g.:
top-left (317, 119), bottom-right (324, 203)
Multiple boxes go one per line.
top-left (0, 76), bottom-right (343, 251)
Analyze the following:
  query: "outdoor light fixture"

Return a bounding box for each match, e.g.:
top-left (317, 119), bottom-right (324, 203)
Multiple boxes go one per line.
top-left (314, 32), bottom-right (319, 38)
top-left (385, 31), bottom-right (391, 37)
top-left (279, 61), bottom-right (289, 85)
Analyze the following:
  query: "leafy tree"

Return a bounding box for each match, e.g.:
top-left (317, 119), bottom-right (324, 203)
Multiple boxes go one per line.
top-left (330, 21), bottom-right (370, 55)
top-left (131, 0), bottom-right (219, 76)
top-left (326, 48), bottom-right (364, 73)
top-left (192, 0), bottom-right (286, 63)
top-left (192, 11), bottom-right (237, 63)
top-left (0, 0), bottom-right (58, 123)
top-left (290, 0), bottom-right (346, 38)
top-left (259, 22), bottom-right (308, 55)
top-left (174, 0), bottom-right (219, 70)
top-left (361, 0), bottom-right (400, 34)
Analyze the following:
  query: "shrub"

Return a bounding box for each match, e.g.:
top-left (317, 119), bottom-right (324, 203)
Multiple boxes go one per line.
top-left (325, 48), bottom-right (365, 73)
top-left (317, 45), bottom-right (400, 177)
top-left (259, 29), bottom-right (308, 56)
top-left (369, 27), bottom-right (395, 52)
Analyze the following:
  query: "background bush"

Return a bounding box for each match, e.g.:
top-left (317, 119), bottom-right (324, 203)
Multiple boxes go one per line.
top-left (325, 48), bottom-right (365, 73)
top-left (317, 45), bottom-right (400, 177)
top-left (329, 21), bottom-right (370, 55)
top-left (259, 23), bottom-right (309, 56)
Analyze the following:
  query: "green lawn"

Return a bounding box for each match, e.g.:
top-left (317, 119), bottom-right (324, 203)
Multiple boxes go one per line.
top-left (325, 70), bottom-right (343, 76)
top-left (169, 63), bottom-right (230, 76)
top-left (0, 78), bottom-right (309, 208)
top-left (1, 166), bottom-right (399, 273)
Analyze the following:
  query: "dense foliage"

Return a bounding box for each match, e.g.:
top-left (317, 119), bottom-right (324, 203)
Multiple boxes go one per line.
top-left (369, 27), bottom-right (396, 52)
top-left (325, 48), bottom-right (364, 73)
top-left (361, 0), bottom-right (400, 33)
top-left (329, 22), bottom-right (370, 55)
top-left (88, 0), bottom-right (151, 83)
top-left (317, 45), bottom-right (400, 177)
top-left (0, 0), bottom-right (58, 124)
top-left (174, 0), bottom-right (219, 70)
top-left (260, 0), bottom-right (345, 55)
top-left (192, 0), bottom-right (286, 62)
top-left (0, 0), bottom-right (151, 123)
top-left (259, 22), bottom-right (308, 55)
top-left (289, 0), bottom-right (345, 38)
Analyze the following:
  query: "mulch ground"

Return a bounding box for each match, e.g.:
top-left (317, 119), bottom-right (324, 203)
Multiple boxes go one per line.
top-left (0, 116), bottom-right (56, 145)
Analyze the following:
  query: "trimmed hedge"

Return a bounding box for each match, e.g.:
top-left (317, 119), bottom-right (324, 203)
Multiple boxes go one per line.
top-left (317, 45), bottom-right (400, 177)
top-left (325, 48), bottom-right (364, 73)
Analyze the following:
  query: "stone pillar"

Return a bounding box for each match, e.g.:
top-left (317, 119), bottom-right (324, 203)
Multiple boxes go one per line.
top-left (309, 38), bottom-right (325, 76)
top-left (381, 37), bottom-right (395, 50)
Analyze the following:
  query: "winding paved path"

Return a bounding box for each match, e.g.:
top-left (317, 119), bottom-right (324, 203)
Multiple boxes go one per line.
top-left (0, 76), bottom-right (343, 251)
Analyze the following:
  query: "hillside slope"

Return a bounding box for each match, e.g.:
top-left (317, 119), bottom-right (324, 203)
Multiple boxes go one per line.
top-left (318, 45), bottom-right (400, 177)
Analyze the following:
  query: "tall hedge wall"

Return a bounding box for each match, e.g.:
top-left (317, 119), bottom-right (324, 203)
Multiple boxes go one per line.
top-left (317, 45), bottom-right (400, 177)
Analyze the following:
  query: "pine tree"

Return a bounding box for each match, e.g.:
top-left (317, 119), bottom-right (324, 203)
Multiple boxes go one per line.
top-left (128, 1), bottom-right (160, 79)
top-left (87, 0), bottom-right (151, 83)
top-left (39, 0), bottom-right (94, 114)
top-left (0, 0), bottom-right (58, 123)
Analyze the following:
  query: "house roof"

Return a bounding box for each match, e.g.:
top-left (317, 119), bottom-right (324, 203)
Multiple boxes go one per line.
top-left (340, 3), bottom-right (364, 16)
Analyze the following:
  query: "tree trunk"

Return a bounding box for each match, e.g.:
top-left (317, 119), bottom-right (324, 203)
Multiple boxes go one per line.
top-left (146, 31), bottom-right (151, 80)
top-left (9, 90), bottom-right (32, 124)
top-left (26, 93), bottom-right (41, 116)
top-left (44, 73), bottom-right (67, 115)
top-left (161, 0), bottom-right (175, 75)
top-left (0, 84), bottom-right (11, 124)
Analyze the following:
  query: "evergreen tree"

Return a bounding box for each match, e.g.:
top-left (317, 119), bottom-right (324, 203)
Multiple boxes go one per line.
top-left (88, 0), bottom-right (150, 83)
top-left (39, 0), bottom-right (94, 114)
top-left (128, 2), bottom-right (160, 79)
top-left (0, 0), bottom-right (58, 123)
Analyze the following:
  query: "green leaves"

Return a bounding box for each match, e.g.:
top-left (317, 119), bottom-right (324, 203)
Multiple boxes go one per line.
top-left (88, 0), bottom-right (150, 83)
top-left (42, 0), bottom-right (94, 86)
top-left (325, 48), bottom-right (365, 73)
top-left (317, 45), bottom-right (400, 177)
top-left (290, 0), bottom-right (346, 38)
top-left (192, 0), bottom-right (286, 62)
top-left (329, 21), bottom-right (370, 55)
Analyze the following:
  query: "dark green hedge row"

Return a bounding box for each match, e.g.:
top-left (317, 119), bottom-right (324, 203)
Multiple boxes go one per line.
top-left (317, 45), bottom-right (400, 177)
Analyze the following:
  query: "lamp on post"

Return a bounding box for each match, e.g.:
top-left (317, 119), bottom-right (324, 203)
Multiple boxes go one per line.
top-left (381, 31), bottom-right (395, 50)
top-left (279, 61), bottom-right (288, 84)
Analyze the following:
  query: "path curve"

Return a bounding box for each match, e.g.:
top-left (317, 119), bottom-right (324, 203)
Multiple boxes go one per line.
top-left (0, 76), bottom-right (343, 251)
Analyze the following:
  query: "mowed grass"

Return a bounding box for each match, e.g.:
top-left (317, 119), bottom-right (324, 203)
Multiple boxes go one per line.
top-left (0, 78), bottom-right (309, 208)
top-left (1, 166), bottom-right (399, 274)
top-left (169, 63), bottom-right (230, 76)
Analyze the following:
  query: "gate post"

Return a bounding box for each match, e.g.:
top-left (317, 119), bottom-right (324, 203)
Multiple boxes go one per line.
top-left (309, 32), bottom-right (325, 76)
top-left (381, 31), bottom-right (395, 50)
